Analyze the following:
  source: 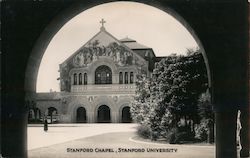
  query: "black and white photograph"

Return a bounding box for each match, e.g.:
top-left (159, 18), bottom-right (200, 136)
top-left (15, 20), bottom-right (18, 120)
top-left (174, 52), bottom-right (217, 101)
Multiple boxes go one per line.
top-left (1, 1), bottom-right (249, 158)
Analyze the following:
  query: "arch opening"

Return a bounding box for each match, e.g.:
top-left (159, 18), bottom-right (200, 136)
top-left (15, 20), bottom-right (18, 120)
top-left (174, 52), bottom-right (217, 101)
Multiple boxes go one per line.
top-left (121, 106), bottom-right (132, 123)
top-left (23, 1), bottom-right (214, 157)
top-left (97, 105), bottom-right (111, 123)
top-left (46, 107), bottom-right (58, 124)
top-left (76, 107), bottom-right (87, 123)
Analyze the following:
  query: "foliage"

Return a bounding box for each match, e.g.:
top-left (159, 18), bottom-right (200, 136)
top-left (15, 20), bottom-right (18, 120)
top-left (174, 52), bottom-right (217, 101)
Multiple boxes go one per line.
top-left (137, 125), bottom-right (151, 139)
top-left (130, 74), bottom-right (151, 125)
top-left (197, 91), bottom-right (213, 121)
top-left (195, 119), bottom-right (210, 141)
top-left (131, 48), bottom-right (209, 142)
top-left (196, 91), bottom-right (214, 142)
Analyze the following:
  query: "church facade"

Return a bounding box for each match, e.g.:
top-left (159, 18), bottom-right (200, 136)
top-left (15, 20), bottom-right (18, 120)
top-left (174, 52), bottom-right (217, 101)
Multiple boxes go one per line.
top-left (30, 22), bottom-right (161, 123)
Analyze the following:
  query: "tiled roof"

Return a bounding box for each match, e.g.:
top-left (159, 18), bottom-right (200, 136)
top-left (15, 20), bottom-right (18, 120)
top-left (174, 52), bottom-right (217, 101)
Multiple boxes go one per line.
top-left (120, 37), bottom-right (136, 42)
top-left (120, 37), bottom-right (150, 49)
top-left (86, 29), bottom-right (120, 47)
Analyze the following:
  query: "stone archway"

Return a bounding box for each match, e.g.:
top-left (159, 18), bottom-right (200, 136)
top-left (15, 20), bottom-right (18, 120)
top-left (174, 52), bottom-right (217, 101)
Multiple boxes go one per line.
top-left (46, 107), bottom-right (58, 124)
top-left (121, 106), bottom-right (132, 123)
top-left (2, 1), bottom-right (249, 158)
top-left (76, 107), bottom-right (87, 123)
top-left (97, 105), bottom-right (111, 123)
top-left (28, 108), bottom-right (42, 123)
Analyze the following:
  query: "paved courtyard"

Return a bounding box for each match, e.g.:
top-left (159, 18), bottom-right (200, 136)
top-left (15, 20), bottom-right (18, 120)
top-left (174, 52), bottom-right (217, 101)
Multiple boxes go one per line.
top-left (28, 124), bottom-right (215, 158)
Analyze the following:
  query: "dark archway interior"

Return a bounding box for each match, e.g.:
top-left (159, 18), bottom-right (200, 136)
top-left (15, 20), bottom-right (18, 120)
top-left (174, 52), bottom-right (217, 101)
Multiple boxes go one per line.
top-left (97, 105), bottom-right (111, 123)
top-left (76, 107), bottom-right (87, 123)
top-left (1, 1), bottom-right (249, 158)
top-left (122, 106), bottom-right (132, 123)
top-left (47, 107), bottom-right (58, 124)
top-left (28, 108), bottom-right (41, 123)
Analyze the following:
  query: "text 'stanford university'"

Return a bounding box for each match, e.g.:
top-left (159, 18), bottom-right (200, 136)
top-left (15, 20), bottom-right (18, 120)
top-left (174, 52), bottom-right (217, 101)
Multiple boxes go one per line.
top-left (30, 24), bottom-right (163, 123)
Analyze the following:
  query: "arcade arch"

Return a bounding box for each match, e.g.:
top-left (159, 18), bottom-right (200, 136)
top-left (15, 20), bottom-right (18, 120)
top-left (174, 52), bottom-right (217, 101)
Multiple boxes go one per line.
top-left (45, 107), bottom-right (58, 124)
top-left (76, 107), bottom-right (87, 123)
top-left (121, 106), bottom-right (132, 123)
top-left (17, 1), bottom-right (248, 158)
top-left (97, 105), bottom-right (111, 123)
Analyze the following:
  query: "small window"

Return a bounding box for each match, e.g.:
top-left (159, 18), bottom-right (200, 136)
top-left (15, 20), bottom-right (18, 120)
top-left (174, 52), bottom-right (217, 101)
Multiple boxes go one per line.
top-left (125, 72), bottom-right (128, 84)
top-left (73, 73), bottom-right (77, 85)
top-left (130, 72), bottom-right (134, 84)
top-left (84, 73), bottom-right (87, 85)
top-left (119, 72), bottom-right (123, 84)
top-left (79, 73), bottom-right (82, 85)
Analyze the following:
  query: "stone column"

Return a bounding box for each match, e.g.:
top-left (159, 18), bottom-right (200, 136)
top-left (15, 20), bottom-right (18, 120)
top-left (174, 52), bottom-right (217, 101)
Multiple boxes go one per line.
top-left (112, 112), bottom-right (119, 123)
top-left (2, 100), bottom-right (28, 158)
top-left (216, 110), bottom-right (237, 158)
top-left (88, 112), bottom-right (95, 123)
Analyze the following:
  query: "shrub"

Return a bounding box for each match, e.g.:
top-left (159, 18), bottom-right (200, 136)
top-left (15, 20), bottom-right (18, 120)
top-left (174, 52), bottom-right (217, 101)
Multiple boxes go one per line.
top-left (166, 128), bottom-right (179, 144)
top-left (137, 125), bottom-right (151, 139)
top-left (151, 131), bottom-right (160, 141)
top-left (195, 119), bottom-right (209, 141)
top-left (166, 126), bottom-right (194, 144)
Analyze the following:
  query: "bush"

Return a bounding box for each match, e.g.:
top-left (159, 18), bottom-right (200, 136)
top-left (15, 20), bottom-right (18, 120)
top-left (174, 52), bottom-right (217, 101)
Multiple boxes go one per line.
top-left (195, 119), bottom-right (209, 141)
top-left (166, 126), bottom-right (194, 144)
top-left (137, 125), bottom-right (151, 139)
top-left (167, 128), bottom-right (178, 144)
top-left (151, 131), bottom-right (160, 141)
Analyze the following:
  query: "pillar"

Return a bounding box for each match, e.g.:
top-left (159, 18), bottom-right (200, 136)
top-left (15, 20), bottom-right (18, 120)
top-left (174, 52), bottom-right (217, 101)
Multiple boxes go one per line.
top-left (216, 110), bottom-right (238, 158)
top-left (88, 112), bottom-right (94, 123)
top-left (2, 100), bottom-right (28, 158)
top-left (112, 112), bottom-right (119, 123)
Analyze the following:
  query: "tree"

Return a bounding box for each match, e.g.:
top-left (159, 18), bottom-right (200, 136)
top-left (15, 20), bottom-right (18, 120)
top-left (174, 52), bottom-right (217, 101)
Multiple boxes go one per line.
top-left (131, 48), bottom-right (209, 142)
top-left (196, 90), bottom-right (214, 143)
top-left (130, 73), bottom-right (151, 125)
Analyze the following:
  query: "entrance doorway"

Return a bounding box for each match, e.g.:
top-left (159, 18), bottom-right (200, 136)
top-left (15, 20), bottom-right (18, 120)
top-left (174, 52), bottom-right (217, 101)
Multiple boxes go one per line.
top-left (47, 107), bottom-right (58, 124)
top-left (76, 107), bottom-right (87, 123)
top-left (121, 106), bottom-right (132, 123)
top-left (97, 105), bottom-right (111, 123)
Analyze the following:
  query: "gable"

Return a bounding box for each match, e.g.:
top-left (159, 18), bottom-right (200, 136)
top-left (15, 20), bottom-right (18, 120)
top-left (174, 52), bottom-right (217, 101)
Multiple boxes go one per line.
top-left (60, 28), bottom-right (148, 69)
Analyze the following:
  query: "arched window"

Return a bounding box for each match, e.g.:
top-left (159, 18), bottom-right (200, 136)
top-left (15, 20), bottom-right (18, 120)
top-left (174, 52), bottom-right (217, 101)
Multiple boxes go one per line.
top-left (125, 72), bottom-right (128, 84)
top-left (84, 73), bottom-right (87, 85)
top-left (79, 73), bottom-right (82, 85)
top-left (73, 73), bottom-right (77, 85)
top-left (119, 72), bottom-right (123, 84)
top-left (130, 72), bottom-right (134, 84)
top-left (95, 65), bottom-right (112, 84)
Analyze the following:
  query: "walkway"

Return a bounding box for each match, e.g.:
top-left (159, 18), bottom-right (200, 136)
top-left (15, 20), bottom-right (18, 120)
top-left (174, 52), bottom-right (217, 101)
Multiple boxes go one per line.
top-left (28, 124), bottom-right (215, 158)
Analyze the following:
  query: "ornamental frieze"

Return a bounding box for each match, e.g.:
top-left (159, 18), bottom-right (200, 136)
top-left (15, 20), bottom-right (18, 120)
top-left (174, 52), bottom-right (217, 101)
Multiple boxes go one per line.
top-left (72, 41), bottom-right (144, 67)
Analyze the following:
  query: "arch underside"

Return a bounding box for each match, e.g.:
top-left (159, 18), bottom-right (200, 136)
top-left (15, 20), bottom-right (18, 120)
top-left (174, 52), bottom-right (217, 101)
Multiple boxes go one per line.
top-left (2, 1), bottom-right (247, 158)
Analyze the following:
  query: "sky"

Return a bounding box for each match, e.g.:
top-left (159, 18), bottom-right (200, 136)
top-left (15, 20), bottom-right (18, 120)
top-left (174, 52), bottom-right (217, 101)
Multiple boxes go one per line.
top-left (37, 1), bottom-right (198, 92)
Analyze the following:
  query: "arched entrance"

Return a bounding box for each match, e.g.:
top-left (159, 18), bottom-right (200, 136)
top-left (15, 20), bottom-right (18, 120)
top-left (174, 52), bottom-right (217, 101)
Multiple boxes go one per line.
top-left (76, 107), bottom-right (87, 123)
top-left (47, 107), bottom-right (58, 124)
top-left (2, 1), bottom-right (245, 158)
top-left (97, 105), bottom-right (111, 123)
top-left (121, 106), bottom-right (132, 123)
top-left (95, 65), bottom-right (112, 84)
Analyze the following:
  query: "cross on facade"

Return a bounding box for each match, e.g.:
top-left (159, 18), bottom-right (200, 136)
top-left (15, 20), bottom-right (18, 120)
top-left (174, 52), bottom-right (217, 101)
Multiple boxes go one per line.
top-left (100, 19), bottom-right (106, 27)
